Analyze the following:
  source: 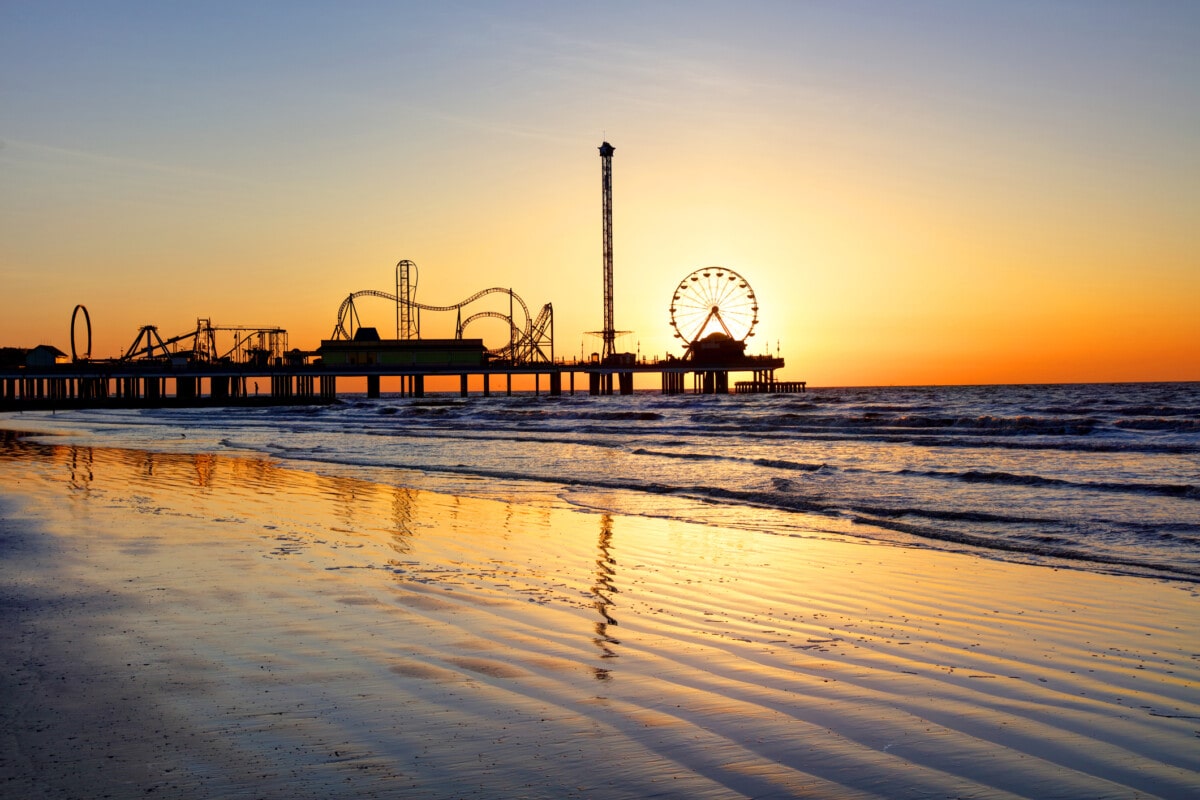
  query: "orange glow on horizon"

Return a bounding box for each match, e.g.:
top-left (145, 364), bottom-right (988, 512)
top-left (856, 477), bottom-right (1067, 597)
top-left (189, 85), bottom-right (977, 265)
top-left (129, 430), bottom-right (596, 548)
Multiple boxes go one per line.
top-left (2, 6), bottom-right (1196, 387)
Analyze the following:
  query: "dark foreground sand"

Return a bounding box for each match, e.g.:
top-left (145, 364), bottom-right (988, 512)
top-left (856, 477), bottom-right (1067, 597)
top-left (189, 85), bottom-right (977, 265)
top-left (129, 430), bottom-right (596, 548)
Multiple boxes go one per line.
top-left (2, 434), bottom-right (1198, 799)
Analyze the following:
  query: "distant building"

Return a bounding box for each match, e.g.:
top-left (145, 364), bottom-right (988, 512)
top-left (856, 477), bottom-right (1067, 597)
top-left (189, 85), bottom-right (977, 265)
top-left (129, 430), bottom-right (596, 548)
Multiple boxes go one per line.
top-left (353, 327), bottom-right (381, 342)
top-left (0, 347), bottom-right (28, 368)
top-left (688, 332), bottom-right (748, 364)
top-left (25, 345), bottom-right (69, 367)
top-left (285, 348), bottom-right (315, 366)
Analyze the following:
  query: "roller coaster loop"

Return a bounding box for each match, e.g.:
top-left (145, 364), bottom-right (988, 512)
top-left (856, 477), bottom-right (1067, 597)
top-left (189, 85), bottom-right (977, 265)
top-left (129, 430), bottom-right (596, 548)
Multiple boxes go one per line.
top-left (70, 304), bottom-right (92, 362)
top-left (331, 286), bottom-right (554, 365)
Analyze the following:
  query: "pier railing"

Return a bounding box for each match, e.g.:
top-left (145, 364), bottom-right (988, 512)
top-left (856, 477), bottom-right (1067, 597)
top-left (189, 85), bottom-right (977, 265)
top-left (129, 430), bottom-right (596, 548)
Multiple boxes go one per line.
top-left (734, 380), bottom-right (807, 394)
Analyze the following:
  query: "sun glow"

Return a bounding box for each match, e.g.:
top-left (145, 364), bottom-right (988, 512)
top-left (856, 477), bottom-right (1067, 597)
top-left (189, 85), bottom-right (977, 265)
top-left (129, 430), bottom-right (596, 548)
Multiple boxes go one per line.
top-left (2, 5), bottom-right (1196, 385)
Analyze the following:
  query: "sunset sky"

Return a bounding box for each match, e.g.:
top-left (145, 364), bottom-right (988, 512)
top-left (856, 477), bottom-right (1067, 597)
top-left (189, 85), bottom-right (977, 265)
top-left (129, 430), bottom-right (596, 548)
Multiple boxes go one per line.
top-left (2, 1), bottom-right (1197, 386)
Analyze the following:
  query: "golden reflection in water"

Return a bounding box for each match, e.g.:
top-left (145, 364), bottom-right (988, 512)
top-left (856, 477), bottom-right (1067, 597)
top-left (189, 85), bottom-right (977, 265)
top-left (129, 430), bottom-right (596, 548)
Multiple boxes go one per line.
top-left (192, 453), bottom-right (216, 489)
top-left (67, 445), bottom-right (94, 490)
top-left (388, 486), bottom-right (417, 554)
top-left (0, 434), bottom-right (425, 555)
top-left (322, 473), bottom-right (367, 532)
top-left (298, 469), bottom-right (420, 555)
top-left (591, 513), bottom-right (620, 679)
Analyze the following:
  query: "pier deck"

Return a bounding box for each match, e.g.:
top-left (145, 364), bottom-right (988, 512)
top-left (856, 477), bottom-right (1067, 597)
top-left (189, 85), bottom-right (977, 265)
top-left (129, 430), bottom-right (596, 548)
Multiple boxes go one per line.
top-left (1, 356), bottom-right (799, 410)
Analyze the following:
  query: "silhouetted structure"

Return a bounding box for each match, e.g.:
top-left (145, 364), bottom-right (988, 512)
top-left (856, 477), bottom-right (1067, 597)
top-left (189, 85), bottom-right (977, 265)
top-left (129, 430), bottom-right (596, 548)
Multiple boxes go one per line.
top-left (25, 345), bottom-right (69, 367)
top-left (599, 141), bottom-right (616, 361)
top-left (0, 143), bottom-right (803, 409)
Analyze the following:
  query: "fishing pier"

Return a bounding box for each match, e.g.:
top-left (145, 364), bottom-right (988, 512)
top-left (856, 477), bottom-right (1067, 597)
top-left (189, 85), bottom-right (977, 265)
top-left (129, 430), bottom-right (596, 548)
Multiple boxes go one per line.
top-left (0, 353), bottom-right (795, 410)
top-left (2, 143), bottom-right (804, 412)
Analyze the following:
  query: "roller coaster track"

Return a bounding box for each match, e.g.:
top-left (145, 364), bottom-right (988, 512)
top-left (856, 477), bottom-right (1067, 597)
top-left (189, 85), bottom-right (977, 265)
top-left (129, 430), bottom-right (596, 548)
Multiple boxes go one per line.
top-left (120, 319), bottom-right (287, 364)
top-left (331, 287), bottom-right (553, 364)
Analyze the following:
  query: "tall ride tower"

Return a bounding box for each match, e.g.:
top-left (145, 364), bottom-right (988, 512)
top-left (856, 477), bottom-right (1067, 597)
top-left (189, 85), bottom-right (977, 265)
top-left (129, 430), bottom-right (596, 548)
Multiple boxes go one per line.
top-left (396, 259), bottom-right (417, 340)
top-left (599, 141), bottom-right (615, 360)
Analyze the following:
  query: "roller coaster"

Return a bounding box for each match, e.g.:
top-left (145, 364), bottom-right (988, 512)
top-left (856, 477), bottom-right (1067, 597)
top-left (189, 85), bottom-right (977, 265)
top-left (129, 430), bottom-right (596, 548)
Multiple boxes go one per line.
top-left (66, 304), bottom-right (287, 366)
top-left (329, 260), bottom-right (554, 366)
top-left (119, 318), bottom-right (288, 366)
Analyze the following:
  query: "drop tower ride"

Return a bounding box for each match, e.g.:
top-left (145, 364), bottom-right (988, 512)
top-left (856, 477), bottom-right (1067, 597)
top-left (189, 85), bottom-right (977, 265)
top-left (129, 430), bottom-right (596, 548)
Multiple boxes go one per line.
top-left (599, 141), bottom-right (615, 361)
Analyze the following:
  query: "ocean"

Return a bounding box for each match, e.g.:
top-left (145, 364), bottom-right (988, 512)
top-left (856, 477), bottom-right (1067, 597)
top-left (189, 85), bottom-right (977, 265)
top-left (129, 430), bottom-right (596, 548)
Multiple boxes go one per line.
top-left (10, 381), bottom-right (1199, 582)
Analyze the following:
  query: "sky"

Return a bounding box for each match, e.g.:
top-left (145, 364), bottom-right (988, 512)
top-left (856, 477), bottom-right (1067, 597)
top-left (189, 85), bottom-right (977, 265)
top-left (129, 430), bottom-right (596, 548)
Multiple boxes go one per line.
top-left (2, 1), bottom-right (1197, 386)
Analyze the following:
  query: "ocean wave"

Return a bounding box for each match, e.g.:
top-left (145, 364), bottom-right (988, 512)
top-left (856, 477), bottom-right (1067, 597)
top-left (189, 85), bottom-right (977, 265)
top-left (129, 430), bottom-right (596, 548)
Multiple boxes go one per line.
top-left (567, 411), bottom-right (665, 421)
top-left (1115, 404), bottom-right (1200, 417)
top-left (631, 448), bottom-right (724, 462)
top-left (554, 475), bottom-right (1200, 580)
top-left (718, 428), bottom-right (1192, 455)
top-left (757, 413), bottom-right (1099, 435)
top-left (846, 513), bottom-right (1200, 581)
top-left (11, 383), bottom-right (1198, 585)
top-left (901, 468), bottom-right (1200, 499)
top-left (629, 448), bottom-right (828, 472)
top-left (1114, 418), bottom-right (1200, 432)
top-left (752, 457), bottom-right (828, 472)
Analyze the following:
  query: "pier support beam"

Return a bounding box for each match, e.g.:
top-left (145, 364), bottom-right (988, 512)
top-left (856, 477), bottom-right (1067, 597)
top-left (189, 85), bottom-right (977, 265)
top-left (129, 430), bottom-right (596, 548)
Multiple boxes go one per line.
top-left (366, 375), bottom-right (381, 398)
top-left (694, 371), bottom-right (728, 394)
top-left (176, 377), bottom-right (198, 402)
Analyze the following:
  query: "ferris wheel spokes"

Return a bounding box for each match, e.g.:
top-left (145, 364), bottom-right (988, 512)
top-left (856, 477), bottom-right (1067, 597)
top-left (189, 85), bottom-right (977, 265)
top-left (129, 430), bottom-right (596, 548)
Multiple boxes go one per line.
top-left (669, 267), bottom-right (758, 345)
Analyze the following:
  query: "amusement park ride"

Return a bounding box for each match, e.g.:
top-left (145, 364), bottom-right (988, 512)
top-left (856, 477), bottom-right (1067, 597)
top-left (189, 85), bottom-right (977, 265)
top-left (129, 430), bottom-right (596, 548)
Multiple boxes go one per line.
top-left (1, 142), bottom-right (800, 408)
top-left (328, 260), bottom-right (555, 367)
top-left (670, 267), bottom-right (759, 363)
top-left (64, 303), bottom-right (287, 367)
top-left (120, 320), bottom-right (287, 366)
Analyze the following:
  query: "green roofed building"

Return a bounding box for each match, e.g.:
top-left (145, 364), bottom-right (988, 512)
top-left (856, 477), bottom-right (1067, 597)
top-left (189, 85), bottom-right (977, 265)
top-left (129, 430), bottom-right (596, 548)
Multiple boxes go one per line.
top-left (318, 330), bottom-right (487, 368)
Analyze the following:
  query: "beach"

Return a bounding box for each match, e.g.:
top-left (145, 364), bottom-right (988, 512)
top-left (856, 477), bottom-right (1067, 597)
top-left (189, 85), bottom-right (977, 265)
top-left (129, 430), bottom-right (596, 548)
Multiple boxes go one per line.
top-left (1, 431), bottom-right (1197, 799)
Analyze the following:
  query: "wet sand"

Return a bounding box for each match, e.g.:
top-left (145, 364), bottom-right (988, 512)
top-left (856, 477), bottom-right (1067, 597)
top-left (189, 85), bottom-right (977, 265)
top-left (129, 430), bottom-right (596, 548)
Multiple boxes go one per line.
top-left (2, 434), bottom-right (1198, 798)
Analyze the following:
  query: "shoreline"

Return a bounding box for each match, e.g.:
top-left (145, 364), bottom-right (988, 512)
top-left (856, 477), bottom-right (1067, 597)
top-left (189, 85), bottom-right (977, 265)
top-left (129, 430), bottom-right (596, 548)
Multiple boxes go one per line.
top-left (6, 417), bottom-right (1198, 587)
top-left (2, 434), bottom-right (1198, 798)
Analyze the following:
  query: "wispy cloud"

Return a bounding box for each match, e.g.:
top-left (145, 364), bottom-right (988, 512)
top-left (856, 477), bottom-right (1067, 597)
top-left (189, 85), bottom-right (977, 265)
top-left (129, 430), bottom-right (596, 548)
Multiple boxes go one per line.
top-left (0, 138), bottom-right (256, 186)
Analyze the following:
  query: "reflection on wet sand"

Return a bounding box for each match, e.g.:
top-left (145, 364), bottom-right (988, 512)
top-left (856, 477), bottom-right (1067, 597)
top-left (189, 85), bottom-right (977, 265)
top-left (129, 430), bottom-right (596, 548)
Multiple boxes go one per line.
top-left (192, 452), bottom-right (216, 488)
top-left (67, 445), bottom-right (93, 489)
top-left (2, 431), bottom-right (425, 565)
top-left (2, 428), bottom-right (1198, 799)
top-left (591, 513), bottom-right (620, 677)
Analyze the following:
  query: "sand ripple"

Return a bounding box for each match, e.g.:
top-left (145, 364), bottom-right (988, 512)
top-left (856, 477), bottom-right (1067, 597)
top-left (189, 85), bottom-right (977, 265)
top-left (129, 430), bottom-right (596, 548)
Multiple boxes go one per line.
top-left (2, 439), bottom-right (1198, 798)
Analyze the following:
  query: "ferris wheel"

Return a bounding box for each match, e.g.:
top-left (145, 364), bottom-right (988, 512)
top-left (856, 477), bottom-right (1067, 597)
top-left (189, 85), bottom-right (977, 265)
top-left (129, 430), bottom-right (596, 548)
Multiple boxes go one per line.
top-left (669, 267), bottom-right (759, 345)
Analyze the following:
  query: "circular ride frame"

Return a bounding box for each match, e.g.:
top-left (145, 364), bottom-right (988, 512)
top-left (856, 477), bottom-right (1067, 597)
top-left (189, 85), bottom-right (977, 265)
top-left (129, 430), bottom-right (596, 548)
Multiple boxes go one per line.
top-left (669, 267), bottom-right (758, 347)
